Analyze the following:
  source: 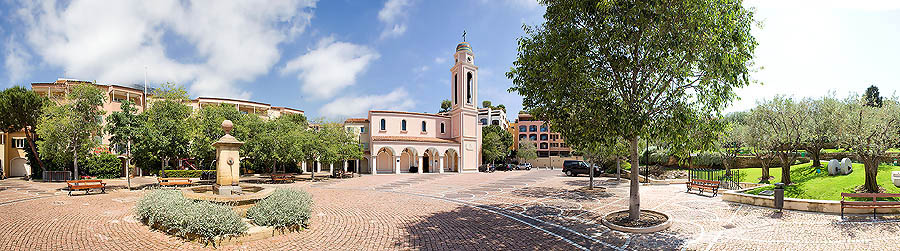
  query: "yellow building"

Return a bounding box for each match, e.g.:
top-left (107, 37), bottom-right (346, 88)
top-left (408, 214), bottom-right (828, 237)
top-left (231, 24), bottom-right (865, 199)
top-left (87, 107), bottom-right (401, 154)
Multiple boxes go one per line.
top-left (0, 78), bottom-right (303, 178)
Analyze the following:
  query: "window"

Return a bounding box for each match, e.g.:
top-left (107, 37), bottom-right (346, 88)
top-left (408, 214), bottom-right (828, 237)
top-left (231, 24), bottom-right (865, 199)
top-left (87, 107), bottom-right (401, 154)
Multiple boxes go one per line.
top-left (441, 123), bottom-right (446, 133)
top-left (454, 74), bottom-right (458, 105)
top-left (422, 121), bottom-right (427, 132)
top-left (540, 125), bottom-right (548, 132)
top-left (519, 126), bottom-right (526, 132)
top-left (540, 143), bottom-right (548, 149)
top-left (529, 125), bottom-right (537, 132)
top-left (346, 127), bottom-right (353, 133)
top-left (13, 138), bottom-right (26, 149)
top-left (361, 127), bottom-right (366, 133)
top-left (480, 118), bottom-right (488, 125)
top-left (361, 143), bottom-right (369, 150)
top-left (380, 119), bottom-right (386, 131)
top-left (0, 134), bottom-right (4, 144)
top-left (401, 120), bottom-right (407, 131)
top-left (551, 143), bottom-right (559, 147)
top-left (529, 134), bottom-right (537, 141)
top-left (466, 72), bottom-right (473, 104)
top-left (492, 120), bottom-right (499, 125)
top-left (540, 134), bottom-right (548, 141)
top-left (519, 134), bottom-right (527, 140)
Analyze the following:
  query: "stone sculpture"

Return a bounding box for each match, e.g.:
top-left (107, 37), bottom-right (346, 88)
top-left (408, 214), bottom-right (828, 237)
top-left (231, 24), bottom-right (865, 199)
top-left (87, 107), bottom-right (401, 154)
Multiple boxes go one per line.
top-left (840, 158), bottom-right (853, 175)
top-left (827, 159), bottom-right (840, 175)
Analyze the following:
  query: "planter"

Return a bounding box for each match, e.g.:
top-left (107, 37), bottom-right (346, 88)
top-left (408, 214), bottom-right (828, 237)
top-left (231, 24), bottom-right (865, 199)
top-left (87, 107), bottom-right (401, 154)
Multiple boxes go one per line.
top-left (601, 209), bottom-right (672, 233)
top-left (722, 187), bottom-right (900, 214)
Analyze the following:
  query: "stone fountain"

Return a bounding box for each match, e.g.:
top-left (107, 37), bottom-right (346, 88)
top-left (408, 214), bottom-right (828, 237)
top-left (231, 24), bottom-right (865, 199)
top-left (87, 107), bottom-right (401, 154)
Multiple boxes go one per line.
top-left (182, 120), bottom-right (273, 216)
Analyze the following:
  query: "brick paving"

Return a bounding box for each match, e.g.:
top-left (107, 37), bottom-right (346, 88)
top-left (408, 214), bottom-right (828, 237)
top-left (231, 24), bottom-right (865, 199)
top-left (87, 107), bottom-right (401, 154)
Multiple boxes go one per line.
top-left (1, 171), bottom-right (900, 250)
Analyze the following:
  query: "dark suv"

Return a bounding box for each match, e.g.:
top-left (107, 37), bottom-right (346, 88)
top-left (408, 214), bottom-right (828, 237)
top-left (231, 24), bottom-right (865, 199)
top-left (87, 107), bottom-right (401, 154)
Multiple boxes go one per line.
top-left (562, 160), bottom-right (601, 177)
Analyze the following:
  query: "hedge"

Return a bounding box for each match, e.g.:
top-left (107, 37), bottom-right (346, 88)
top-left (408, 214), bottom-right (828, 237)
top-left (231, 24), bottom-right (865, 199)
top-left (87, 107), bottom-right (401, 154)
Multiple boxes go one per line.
top-left (85, 153), bottom-right (122, 179)
top-left (134, 189), bottom-right (247, 244)
top-left (160, 170), bottom-right (216, 178)
top-left (247, 189), bottom-right (314, 230)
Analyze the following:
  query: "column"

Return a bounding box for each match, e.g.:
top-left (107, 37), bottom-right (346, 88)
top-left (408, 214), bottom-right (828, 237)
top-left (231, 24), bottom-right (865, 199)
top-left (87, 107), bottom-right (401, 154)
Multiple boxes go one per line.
top-left (394, 156), bottom-right (401, 174)
top-left (458, 156), bottom-right (463, 173)
top-left (316, 161), bottom-right (321, 173)
top-left (371, 156), bottom-right (378, 175)
top-left (302, 161), bottom-right (308, 173)
top-left (329, 162), bottom-right (333, 173)
top-left (438, 156), bottom-right (444, 174)
top-left (343, 160), bottom-right (348, 173)
top-left (417, 156), bottom-right (423, 174)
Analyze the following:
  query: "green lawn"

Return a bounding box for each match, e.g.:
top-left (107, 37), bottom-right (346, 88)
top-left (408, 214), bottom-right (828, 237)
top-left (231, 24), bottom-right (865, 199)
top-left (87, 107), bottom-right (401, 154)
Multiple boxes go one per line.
top-left (739, 162), bottom-right (900, 201)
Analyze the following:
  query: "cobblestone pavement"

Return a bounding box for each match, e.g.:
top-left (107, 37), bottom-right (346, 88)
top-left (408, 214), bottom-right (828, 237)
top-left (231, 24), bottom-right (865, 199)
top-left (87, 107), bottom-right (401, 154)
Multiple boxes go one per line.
top-left (2, 171), bottom-right (900, 250)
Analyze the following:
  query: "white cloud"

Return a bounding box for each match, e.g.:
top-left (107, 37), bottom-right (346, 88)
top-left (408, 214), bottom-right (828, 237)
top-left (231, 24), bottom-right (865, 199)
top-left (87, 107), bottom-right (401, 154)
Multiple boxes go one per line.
top-left (16, 0), bottom-right (316, 99)
top-left (319, 89), bottom-right (415, 118)
top-left (281, 37), bottom-right (380, 99)
top-left (434, 56), bottom-right (447, 64)
top-left (378, 0), bottom-right (413, 39)
top-left (503, 0), bottom-right (541, 10)
top-left (4, 38), bottom-right (32, 84)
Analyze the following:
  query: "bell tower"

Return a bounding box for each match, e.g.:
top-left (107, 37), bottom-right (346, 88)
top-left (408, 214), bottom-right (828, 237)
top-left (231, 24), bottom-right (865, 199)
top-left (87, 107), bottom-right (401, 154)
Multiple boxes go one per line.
top-left (449, 41), bottom-right (481, 172)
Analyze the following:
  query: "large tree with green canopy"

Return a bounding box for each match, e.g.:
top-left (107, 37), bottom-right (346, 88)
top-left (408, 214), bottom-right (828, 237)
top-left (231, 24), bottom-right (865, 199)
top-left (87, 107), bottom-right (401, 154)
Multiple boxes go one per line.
top-left (36, 83), bottom-right (106, 179)
top-left (841, 96), bottom-right (900, 193)
top-left (106, 100), bottom-right (141, 187)
top-left (507, 0), bottom-right (756, 220)
top-left (134, 83), bottom-right (192, 173)
top-left (0, 86), bottom-right (49, 172)
top-left (482, 125), bottom-right (513, 164)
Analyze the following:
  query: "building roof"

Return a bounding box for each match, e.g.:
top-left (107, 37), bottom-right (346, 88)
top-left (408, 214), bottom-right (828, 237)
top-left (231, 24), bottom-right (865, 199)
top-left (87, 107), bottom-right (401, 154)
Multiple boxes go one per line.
top-left (456, 42), bottom-right (472, 53)
top-left (344, 118), bottom-right (369, 123)
top-left (370, 110), bottom-right (450, 118)
top-left (272, 106), bottom-right (304, 113)
top-left (197, 97), bottom-right (270, 107)
top-left (372, 136), bottom-right (458, 144)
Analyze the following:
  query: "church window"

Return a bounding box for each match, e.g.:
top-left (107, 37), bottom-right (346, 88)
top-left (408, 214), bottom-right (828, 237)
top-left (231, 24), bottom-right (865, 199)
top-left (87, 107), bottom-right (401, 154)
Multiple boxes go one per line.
top-left (454, 74), bottom-right (458, 105)
top-left (441, 123), bottom-right (446, 133)
top-left (401, 120), bottom-right (407, 131)
top-left (466, 72), bottom-right (473, 104)
top-left (380, 119), bottom-right (386, 131)
top-left (422, 121), bottom-right (427, 132)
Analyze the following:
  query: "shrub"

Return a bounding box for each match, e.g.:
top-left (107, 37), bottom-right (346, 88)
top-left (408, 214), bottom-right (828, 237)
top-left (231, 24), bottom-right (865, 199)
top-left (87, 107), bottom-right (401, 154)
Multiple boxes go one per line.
top-left (135, 189), bottom-right (247, 243)
top-left (639, 152), bottom-right (670, 166)
top-left (160, 170), bottom-right (216, 178)
top-left (692, 152), bottom-right (723, 168)
top-left (247, 189), bottom-right (313, 229)
top-left (85, 153), bottom-right (122, 179)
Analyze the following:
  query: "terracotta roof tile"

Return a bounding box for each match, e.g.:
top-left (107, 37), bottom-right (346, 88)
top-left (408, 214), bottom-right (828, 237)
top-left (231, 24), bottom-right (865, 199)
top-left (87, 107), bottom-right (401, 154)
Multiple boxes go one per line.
top-left (372, 136), bottom-right (458, 144)
top-left (344, 118), bottom-right (369, 123)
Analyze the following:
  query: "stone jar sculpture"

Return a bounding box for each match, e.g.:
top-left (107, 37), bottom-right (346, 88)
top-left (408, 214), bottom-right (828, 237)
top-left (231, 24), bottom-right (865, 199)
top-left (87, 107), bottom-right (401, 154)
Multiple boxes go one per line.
top-left (213, 120), bottom-right (244, 195)
top-left (827, 159), bottom-right (840, 176)
top-left (840, 158), bottom-right (853, 175)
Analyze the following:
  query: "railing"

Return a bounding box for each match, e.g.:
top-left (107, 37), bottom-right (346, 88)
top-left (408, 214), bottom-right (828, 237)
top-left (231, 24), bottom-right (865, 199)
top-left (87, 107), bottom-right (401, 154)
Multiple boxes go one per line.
top-left (688, 168), bottom-right (744, 190)
top-left (43, 171), bottom-right (72, 182)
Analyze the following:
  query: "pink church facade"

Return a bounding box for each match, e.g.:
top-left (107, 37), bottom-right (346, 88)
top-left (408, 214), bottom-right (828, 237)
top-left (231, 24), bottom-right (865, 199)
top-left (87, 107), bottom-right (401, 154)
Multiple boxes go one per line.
top-left (344, 42), bottom-right (482, 174)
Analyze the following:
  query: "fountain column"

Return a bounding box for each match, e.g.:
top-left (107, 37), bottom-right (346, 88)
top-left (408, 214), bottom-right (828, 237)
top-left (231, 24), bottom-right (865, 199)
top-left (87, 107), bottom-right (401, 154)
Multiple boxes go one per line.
top-left (213, 120), bottom-right (244, 195)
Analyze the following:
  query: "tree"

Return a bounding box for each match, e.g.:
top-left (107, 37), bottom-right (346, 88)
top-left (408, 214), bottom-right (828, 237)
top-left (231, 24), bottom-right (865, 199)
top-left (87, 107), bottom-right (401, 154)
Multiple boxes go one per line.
top-left (496, 104), bottom-right (506, 112)
top-left (482, 125), bottom-right (513, 164)
top-left (800, 96), bottom-right (841, 168)
top-left (517, 139), bottom-right (538, 163)
top-left (36, 83), bottom-right (106, 179)
top-left (841, 96), bottom-right (900, 192)
top-left (315, 122), bottom-right (364, 177)
top-left (135, 83), bottom-right (192, 173)
top-left (190, 104), bottom-right (256, 167)
top-left (864, 85), bottom-right (883, 107)
top-left (718, 122), bottom-right (746, 172)
top-left (482, 100), bottom-right (492, 109)
top-left (0, 86), bottom-right (49, 172)
top-left (439, 99), bottom-right (452, 113)
top-left (507, 0), bottom-right (756, 220)
top-left (746, 109), bottom-right (777, 182)
top-left (755, 96), bottom-right (806, 184)
top-left (244, 113), bottom-right (308, 174)
top-left (106, 100), bottom-right (141, 187)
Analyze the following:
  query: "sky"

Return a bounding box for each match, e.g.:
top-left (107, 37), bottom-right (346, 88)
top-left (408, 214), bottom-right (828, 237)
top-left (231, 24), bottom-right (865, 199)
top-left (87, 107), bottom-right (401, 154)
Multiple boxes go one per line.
top-left (1, 0), bottom-right (899, 120)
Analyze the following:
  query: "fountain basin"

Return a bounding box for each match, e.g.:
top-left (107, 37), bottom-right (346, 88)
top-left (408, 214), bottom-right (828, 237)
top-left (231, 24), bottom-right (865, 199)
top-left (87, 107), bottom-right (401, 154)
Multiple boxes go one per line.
top-left (181, 185), bottom-right (275, 217)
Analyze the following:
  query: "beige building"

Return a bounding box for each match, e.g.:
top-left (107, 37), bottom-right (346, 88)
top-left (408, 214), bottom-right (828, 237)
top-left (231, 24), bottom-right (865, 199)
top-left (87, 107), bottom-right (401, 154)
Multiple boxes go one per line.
top-left (0, 78), bottom-right (303, 178)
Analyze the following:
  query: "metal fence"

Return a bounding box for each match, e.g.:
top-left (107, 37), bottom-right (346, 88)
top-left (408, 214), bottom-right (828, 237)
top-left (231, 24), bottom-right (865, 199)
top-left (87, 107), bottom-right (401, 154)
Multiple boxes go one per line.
top-left (688, 168), bottom-right (744, 190)
top-left (43, 171), bottom-right (72, 182)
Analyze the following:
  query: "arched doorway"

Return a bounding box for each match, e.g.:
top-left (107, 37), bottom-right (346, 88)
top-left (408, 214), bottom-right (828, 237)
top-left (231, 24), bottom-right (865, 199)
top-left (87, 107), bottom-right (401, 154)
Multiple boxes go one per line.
top-left (376, 148), bottom-right (395, 174)
top-left (444, 149), bottom-right (458, 172)
top-left (424, 148), bottom-right (440, 173)
top-left (10, 158), bottom-right (29, 177)
top-left (400, 148), bottom-right (418, 173)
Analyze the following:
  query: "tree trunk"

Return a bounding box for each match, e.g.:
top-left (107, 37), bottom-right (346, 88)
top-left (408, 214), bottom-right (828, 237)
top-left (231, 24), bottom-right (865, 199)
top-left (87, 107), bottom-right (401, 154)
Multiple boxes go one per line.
top-left (863, 157), bottom-right (879, 193)
top-left (23, 130), bottom-right (46, 173)
top-left (779, 153), bottom-right (792, 184)
top-left (73, 151), bottom-right (79, 180)
top-left (588, 158), bottom-right (594, 190)
top-left (809, 147), bottom-right (821, 167)
top-left (628, 137), bottom-right (641, 221)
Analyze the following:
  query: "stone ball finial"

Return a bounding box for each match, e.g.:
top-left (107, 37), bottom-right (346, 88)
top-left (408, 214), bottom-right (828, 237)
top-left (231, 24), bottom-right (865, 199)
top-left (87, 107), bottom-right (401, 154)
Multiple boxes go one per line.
top-left (222, 120), bottom-right (234, 135)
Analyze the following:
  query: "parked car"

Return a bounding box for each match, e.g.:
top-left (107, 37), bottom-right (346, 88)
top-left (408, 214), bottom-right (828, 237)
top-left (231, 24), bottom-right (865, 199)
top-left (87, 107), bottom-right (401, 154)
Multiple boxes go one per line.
top-left (496, 164), bottom-right (516, 171)
top-left (517, 163), bottom-right (532, 170)
top-left (479, 164), bottom-right (495, 173)
top-left (562, 160), bottom-right (601, 177)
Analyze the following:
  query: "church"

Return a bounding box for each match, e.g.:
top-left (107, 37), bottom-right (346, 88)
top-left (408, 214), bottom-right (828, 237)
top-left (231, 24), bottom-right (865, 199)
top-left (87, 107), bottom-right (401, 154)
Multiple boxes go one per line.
top-left (342, 41), bottom-right (482, 174)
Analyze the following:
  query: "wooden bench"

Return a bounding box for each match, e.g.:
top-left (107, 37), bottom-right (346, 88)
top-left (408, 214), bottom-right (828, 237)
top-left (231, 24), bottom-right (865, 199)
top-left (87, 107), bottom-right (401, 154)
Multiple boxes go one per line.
top-left (840, 193), bottom-right (900, 218)
top-left (686, 179), bottom-right (721, 196)
top-left (270, 173), bottom-right (296, 183)
top-left (158, 178), bottom-right (192, 187)
top-left (66, 180), bottom-right (105, 196)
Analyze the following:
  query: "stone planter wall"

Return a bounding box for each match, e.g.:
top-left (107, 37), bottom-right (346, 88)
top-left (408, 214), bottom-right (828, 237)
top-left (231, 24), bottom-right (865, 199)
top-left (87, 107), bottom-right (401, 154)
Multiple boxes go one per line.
top-left (722, 187), bottom-right (900, 214)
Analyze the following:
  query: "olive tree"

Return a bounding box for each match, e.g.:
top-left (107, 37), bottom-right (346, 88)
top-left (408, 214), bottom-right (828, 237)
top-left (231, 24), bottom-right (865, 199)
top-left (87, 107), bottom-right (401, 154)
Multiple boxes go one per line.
top-left (507, 0), bottom-right (756, 220)
top-left (745, 110), bottom-right (777, 182)
top-left (841, 96), bottom-right (900, 192)
top-left (754, 96), bottom-right (806, 184)
top-left (800, 95), bottom-right (842, 167)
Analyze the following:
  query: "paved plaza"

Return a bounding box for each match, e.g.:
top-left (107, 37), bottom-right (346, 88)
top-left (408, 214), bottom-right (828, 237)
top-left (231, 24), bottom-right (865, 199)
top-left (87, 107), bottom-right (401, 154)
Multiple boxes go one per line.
top-left (1, 170), bottom-right (899, 250)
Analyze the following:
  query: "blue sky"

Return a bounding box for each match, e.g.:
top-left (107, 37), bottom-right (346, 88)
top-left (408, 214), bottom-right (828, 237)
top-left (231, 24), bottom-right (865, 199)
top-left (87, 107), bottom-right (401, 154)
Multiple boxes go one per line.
top-left (2, 0), bottom-right (900, 120)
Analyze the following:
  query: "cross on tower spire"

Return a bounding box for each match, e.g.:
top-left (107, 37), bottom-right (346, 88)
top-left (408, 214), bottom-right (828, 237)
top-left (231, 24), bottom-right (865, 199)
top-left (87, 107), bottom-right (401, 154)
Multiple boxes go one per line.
top-left (462, 30), bottom-right (467, 42)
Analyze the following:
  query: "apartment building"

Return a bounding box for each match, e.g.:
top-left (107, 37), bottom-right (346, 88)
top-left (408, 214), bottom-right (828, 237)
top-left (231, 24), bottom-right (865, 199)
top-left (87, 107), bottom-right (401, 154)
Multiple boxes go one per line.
top-left (477, 107), bottom-right (508, 130)
top-left (510, 113), bottom-right (581, 168)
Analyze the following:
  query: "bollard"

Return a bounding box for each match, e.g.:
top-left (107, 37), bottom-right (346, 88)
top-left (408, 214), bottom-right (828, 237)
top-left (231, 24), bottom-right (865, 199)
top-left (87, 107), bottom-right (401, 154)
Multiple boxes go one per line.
top-left (774, 182), bottom-right (785, 211)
